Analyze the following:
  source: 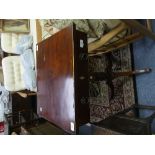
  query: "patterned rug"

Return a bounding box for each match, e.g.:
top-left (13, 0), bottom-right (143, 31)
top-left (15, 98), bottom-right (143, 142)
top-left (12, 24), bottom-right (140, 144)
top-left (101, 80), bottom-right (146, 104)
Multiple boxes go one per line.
top-left (89, 46), bottom-right (135, 123)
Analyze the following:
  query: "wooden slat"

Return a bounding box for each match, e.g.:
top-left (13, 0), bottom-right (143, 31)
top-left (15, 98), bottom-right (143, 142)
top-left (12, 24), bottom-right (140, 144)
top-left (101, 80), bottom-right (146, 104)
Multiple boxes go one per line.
top-left (36, 19), bottom-right (42, 43)
top-left (89, 32), bottom-right (143, 56)
top-left (121, 19), bottom-right (155, 41)
top-left (88, 22), bottom-right (128, 52)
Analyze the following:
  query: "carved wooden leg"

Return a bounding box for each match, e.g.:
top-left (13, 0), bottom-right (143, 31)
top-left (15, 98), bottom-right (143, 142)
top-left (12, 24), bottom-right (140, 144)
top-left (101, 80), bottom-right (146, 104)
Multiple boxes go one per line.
top-left (113, 68), bottom-right (152, 78)
top-left (90, 68), bottom-right (151, 100)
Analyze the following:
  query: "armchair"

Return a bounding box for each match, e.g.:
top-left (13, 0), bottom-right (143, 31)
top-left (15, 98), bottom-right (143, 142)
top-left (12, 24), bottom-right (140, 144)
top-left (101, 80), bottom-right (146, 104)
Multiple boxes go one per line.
top-left (2, 56), bottom-right (36, 98)
top-left (1, 33), bottom-right (25, 54)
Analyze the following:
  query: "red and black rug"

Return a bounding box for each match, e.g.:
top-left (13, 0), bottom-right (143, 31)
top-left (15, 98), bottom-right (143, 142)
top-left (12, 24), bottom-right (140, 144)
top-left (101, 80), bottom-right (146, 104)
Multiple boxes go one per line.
top-left (89, 46), bottom-right (135, 123)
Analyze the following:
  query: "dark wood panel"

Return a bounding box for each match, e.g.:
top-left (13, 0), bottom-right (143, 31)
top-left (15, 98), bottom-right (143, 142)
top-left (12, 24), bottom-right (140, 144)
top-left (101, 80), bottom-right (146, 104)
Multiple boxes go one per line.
top-left (37, 25), bottom-right (89, 134)
top-left (11, 93), bottom-right (37, 126)
top-left (73, 29), bottom-right (90, 127)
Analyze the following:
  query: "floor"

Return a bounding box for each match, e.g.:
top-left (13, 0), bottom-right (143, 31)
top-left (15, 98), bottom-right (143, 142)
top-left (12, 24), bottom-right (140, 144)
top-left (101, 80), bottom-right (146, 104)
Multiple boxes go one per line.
top-left (133, 19), bottom-right (155, 133)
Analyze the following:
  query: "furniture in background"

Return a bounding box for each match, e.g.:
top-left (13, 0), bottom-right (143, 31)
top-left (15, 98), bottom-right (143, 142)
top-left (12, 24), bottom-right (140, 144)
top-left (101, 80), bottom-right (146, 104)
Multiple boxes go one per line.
top-left (93, 104), bottom-right (155, 134)
top-left (37, 24), bottom-right (90, 134)
top-left (2, 56), bottom-right (36, 98)
top-left (90, 53), bottom-right (151, 99)
top-left (88, 19), bottom-right (155, 56)
top-left (0, 33), bottom-right (25, 54)
top-left (0, 19), bottom-right (37, 64)
top-left (0, 21), bottom-right (37, 98)
top-left (0, 20), bottom-right (39, 134)
top-left (5, 93), bottom-right (37, 134)
top-left (0, 19), bottom-right (30, 33)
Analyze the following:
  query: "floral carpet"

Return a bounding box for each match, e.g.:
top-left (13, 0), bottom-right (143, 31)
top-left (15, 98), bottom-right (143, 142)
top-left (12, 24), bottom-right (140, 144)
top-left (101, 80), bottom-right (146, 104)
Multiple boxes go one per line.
top-left (89, 46), bottom-right (135, 123)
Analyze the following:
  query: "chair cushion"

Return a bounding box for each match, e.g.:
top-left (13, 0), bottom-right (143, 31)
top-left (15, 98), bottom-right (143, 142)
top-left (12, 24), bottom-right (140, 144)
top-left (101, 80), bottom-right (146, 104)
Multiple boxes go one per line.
top-left (1, 33), bottom-right (24, 53)
top-left (20, 49), bottom-right (35, 69)
top-left (15, 35), bottom-right (33, 54)
top-left (2, 56), bottom-right (26, 91)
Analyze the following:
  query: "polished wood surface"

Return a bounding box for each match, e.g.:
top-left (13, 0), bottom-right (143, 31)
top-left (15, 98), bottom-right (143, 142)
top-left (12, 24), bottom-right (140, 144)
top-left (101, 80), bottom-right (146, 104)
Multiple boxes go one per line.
top-left (37, 25), bottom-right (89, 134)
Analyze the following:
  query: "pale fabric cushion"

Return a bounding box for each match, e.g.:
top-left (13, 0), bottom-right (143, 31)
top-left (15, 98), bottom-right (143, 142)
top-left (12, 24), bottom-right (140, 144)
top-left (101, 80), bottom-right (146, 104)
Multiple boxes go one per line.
top-left (20, 50), bottom-right (37, 91)
top-left (2, 56), bottom-right (26, 91)
top-left (15, 35), bottom-right (33, 54)
top-left (23, 69), bottom-right (36, 91)
top-left (20, 49), bottom-right (35, 69)
top-left (1, 33), bottom-right (25, 53)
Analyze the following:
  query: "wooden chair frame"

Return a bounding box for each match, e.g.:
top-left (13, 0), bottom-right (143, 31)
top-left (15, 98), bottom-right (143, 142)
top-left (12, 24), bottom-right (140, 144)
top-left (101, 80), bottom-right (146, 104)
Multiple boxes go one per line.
top-left (94, 104), bottom-right (155, 134)
top-left (88, 19), bottom-right (155, 56)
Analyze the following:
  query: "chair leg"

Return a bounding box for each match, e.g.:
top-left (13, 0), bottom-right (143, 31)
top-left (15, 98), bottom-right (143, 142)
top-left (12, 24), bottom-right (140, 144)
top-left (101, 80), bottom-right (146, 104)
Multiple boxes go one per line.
top-left (90, 68), bottom-right (151, 80)
top-left (90, 68), bottom-right (151, 100)
top-left (113, 68), bottom-right (152, 78)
